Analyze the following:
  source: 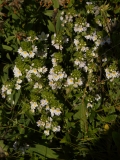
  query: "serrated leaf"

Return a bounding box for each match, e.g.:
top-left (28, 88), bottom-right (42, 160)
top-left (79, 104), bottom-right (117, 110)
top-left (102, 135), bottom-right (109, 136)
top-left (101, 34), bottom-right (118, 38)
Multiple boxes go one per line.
top-left (27, 144), bottom-right (58, 159)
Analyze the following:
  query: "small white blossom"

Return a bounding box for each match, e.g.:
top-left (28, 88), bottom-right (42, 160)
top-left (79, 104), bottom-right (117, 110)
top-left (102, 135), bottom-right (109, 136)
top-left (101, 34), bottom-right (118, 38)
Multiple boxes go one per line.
top-left (44, 130), bottom-right (50, 136)
top-left (6, 89), bottom-right (12, 95)
top-left (15, 84), bottom-right (21, 90)
top-left (45, 122), bottom-right (51, 129)
top-left (40, 99), bottom-right (48, 107)
top-left (30, 101), bottom-right (38, 110)
top-left (36, 120), bottom-right (45, 127)
top-left (67, 77), bottom-right (74, 85)
top-left (13, 65), bottom-right (22, 77)
top-left (16, 79), bottom-right (22, 84)
top-left (52, 126), bottom-right (61, 132)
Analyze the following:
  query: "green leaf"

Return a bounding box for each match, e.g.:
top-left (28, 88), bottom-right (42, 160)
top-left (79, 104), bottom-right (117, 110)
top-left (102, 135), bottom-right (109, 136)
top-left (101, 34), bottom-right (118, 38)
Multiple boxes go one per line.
top-left (65, 112), bottom-right (73, 119)
top-left (56, 11), bottom-right (61, 33)
top-left (12, 13), bottom-right (19, 19)
top-left (27, 144), bottom-right (58, 159)
top-left (1, 73), bottom-right (8, 83)
top-left (18, 125), bottom-right (25, 134)
top-left (5, 36), bottom-right (15, 42)
top-left (60, 133), bottom-right (71, 144)
top-left (104, 114), bottom-right (117, 122)
top-left (25, 111), bottom-right (35, 124)
top-left (73, 103), bottom-right (87, 133)
top-left (52, 0), bottom-right (59, 8)
top-left (48, 20), bottom-right (55, 32)
top-left (74, 110), bottom-right (81, 120)
top-left (68, 0), bottom-right (74, 7)
top-left (6, 53), bottom-right (12, 62)
top-left (3, 64), bottom-right (12, 72)
top-left (14, 90), bottom-right (21, 105)
top-left (2, 45), bottom-right (12, 51)
top-left (97, 114), bottom-right (117, 122)
top-left (43, 10), bottom-right (53, 17)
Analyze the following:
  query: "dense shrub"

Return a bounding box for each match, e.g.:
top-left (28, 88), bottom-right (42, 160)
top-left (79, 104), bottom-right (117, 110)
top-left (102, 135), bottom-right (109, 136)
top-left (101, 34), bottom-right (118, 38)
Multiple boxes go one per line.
top-left (0, 0), bottom-right (120, 159)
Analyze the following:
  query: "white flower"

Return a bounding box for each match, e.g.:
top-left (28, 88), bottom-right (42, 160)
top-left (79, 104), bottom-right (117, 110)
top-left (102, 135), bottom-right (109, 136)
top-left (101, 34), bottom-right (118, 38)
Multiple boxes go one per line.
top-left (61, 11), bottom-right (64, 15)
top-left (42, 66), bottom-right (48, 73)
top-left (16, 79), bottom-right (22, 84)
top-left (32, 45), bottom-right (38, 53)
top-left (31, 68), bottom-right (38, 75)
top-left (44, 130), bottom-right (49, 136)
top-left (13, 65), bottom-right (22, 77)
top-left (2, 93), bottom-right (5, 98)
top-left (34, 82), bottom-right (39, 89)
top-left (105, 68), bottom-right (119, 79)
top-left (31, 109), bottom-right (35, 113)
top-left (50, 107), bottom-right (56, 117)
top-left (76, 78), bottom-right (83, 86)
top-left (87, 103), bottom-right (93, 108)
top-left (1, 85), bottom-right (8, 93)
top-left (45, 105), bottom-right (50, 111)
top-left (67, 77), bottom-right (74, 85)
top-left (45, 122), bottom-right (51, 129)
top-left (95, 94), bottom-right (101, 101)
top-left (54, 108), bottom-right (62, 116)
top-left (74, 39), bottom-right (79, 46)
top-left (7, 89), bottom-right (12, 95)
top-left (60, 16), bottom-right (63, 20)
top-left (30, 101), bottom-right (38, 110)
top-left (29, 51), bottom-right (35, 58)
top-left (15, 84), bottom-right (21, 90)
top-left (102, 58), bottom-right (107, 62)
top-left (79, 61), bottom-right (86, 68)
top-left (18, 48), bottom-right (29, 58)
top-left (40, 99), bottom-right (48, 107)
top-left (36, 120), bottom-right (45, 127)
top-left (52, 126), bottom-right (61, 132)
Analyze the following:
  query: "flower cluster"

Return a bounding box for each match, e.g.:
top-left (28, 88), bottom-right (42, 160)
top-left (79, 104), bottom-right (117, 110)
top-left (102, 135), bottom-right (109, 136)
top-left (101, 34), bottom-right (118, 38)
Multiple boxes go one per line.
top-left (74, 22), bottom-right (90, 33)
top-left (15, 78), bottom-right (22, 90)
top-left (37, 116), bottom-right (61, 136)
top-left (66, 77), bottom-right (83, 88)
top-left (13, 65), bottom-right (22, 78)
top-left (51, 34), bottom-right (63, 50)
top-left (18, 45), bottom-right (38, 58)
top-left (74, 59), bottom-right (88, 72)
top-left (105, 68), bottom-right (120, 81)
top-left (60, 11), bottom-right (73, 27)
top-left (1, 84), bottom-right (12, 98)
top-left (26, 65), bottom-right (47, 82)
top-left (48, 67), bottom-right (67, 90)
top-left (36, 98), bottom-right (62, 136)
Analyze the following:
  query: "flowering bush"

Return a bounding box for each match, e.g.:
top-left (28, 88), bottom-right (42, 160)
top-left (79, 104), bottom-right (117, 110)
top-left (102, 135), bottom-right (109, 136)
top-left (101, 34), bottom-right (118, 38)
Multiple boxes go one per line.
top-left (0, 0), bottom-right (120, 159)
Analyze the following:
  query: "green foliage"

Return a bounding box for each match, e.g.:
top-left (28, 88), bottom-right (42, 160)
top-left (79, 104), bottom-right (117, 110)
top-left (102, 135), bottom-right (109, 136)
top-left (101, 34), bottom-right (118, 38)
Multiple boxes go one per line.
top-left (0, 0), bottom-right (120, 160)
